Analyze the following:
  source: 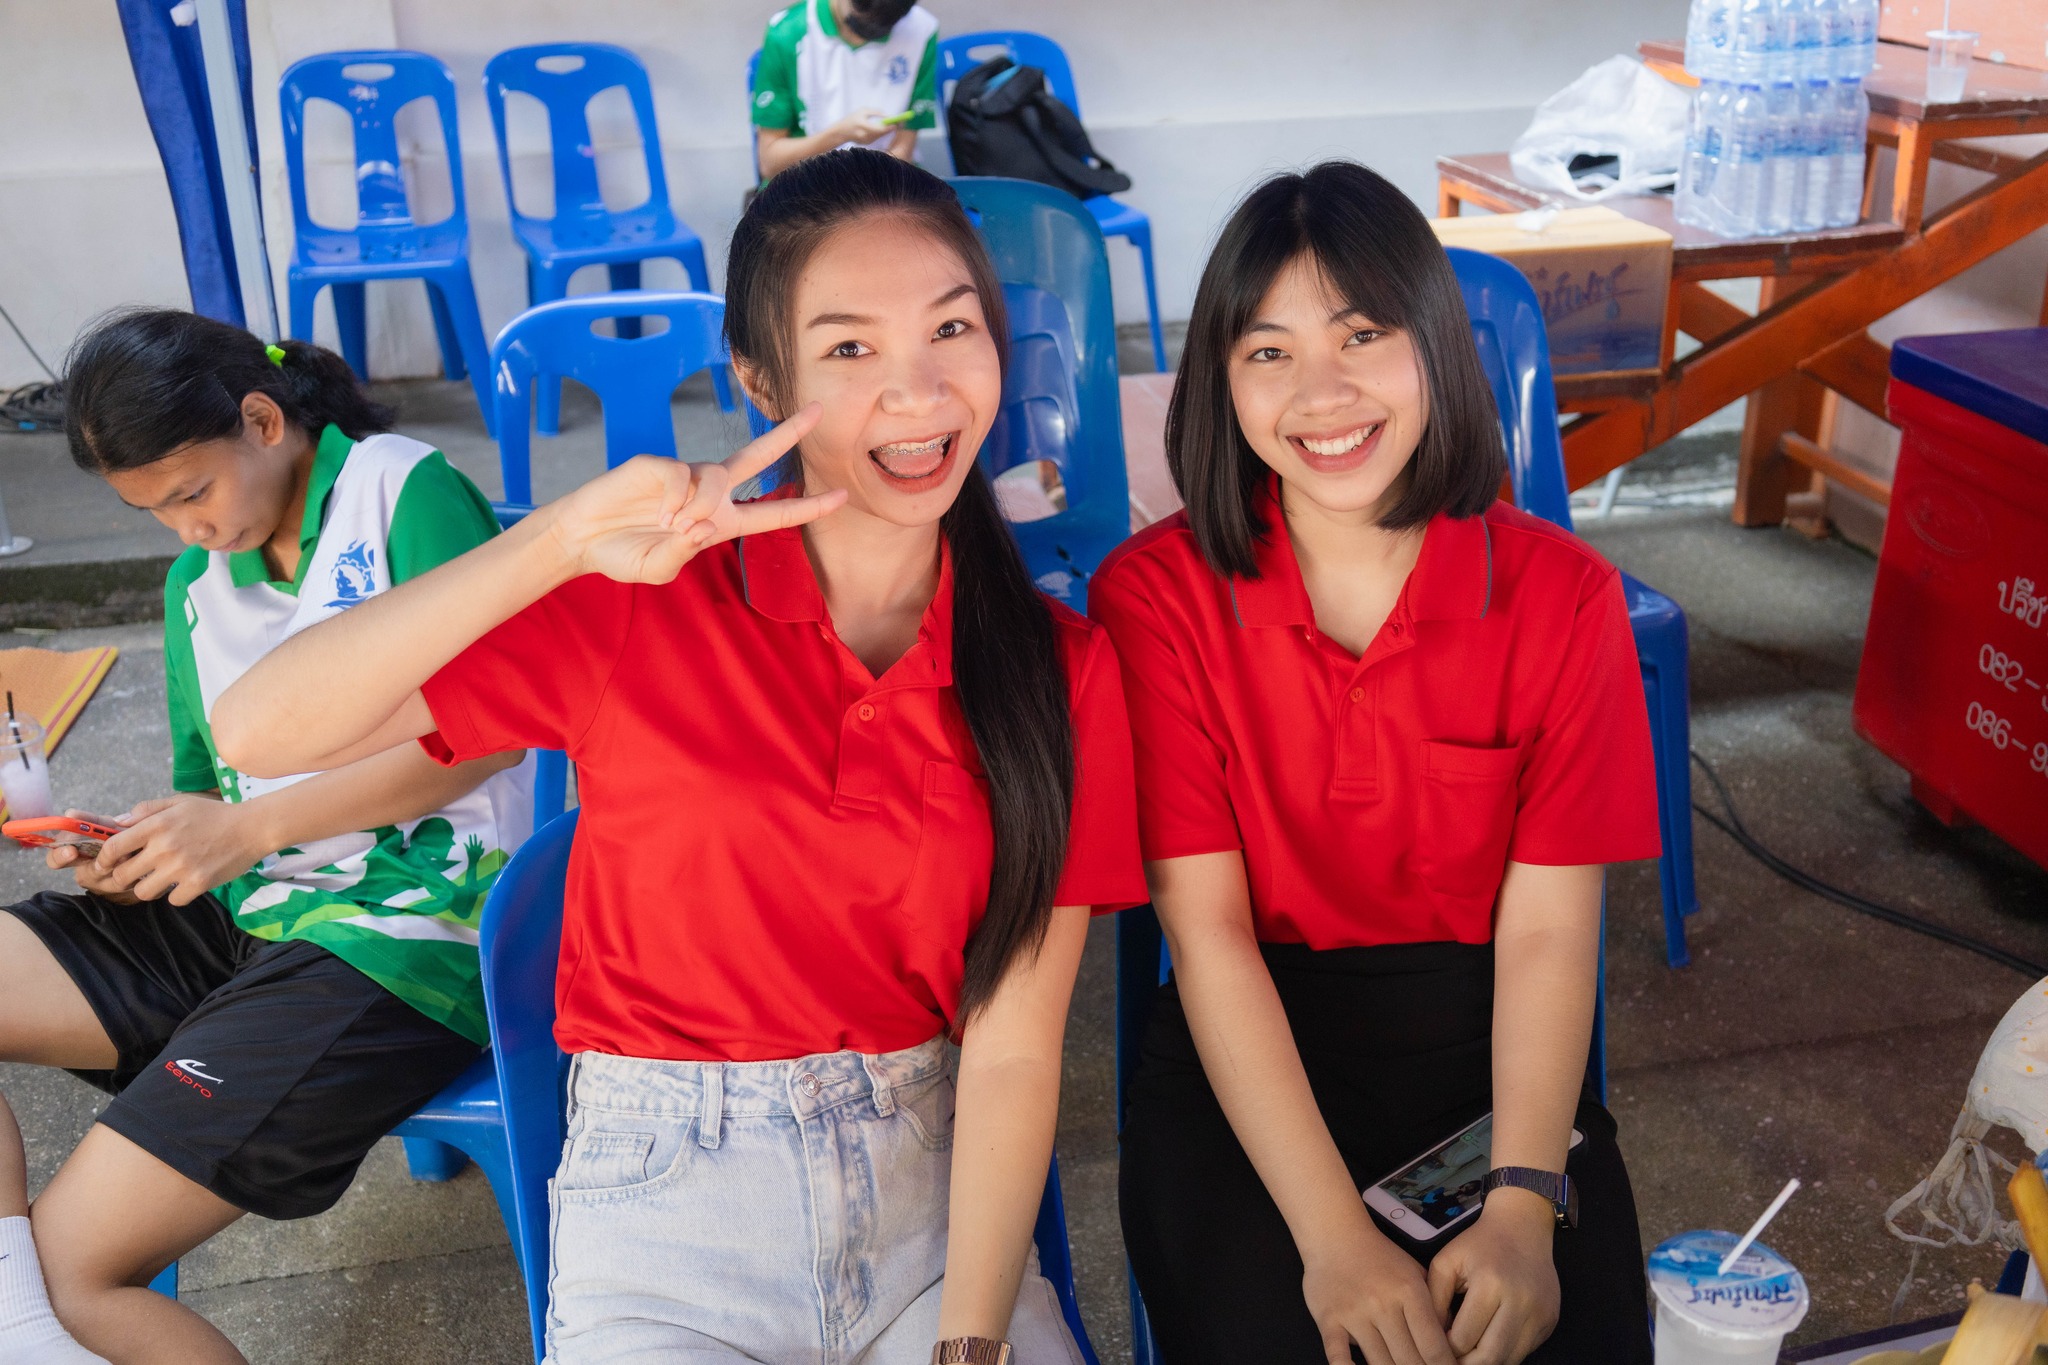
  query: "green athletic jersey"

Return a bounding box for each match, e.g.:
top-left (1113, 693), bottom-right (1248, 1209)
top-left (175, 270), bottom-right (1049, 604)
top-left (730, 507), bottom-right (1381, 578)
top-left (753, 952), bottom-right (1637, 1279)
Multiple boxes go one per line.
top-left (752, 0), bottom-right (939, 141)
top-left (162, 424), bottom-right (534, 1044)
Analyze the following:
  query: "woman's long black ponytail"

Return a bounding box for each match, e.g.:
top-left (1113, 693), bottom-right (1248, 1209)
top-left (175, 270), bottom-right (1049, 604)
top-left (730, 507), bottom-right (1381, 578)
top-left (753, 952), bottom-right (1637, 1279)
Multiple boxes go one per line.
top-left (65, 307), bottom-right (392, 474)
top-left (725, 149), bottom-right (1074, 1021)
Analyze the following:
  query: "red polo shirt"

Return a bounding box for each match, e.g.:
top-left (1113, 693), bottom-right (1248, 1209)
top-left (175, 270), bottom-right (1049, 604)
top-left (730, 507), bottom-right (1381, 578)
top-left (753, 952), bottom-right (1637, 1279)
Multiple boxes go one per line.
top-left (1088, 490), bottom-right (1658, 947)
top-left (419, 525), bottom-right (1145, 1062)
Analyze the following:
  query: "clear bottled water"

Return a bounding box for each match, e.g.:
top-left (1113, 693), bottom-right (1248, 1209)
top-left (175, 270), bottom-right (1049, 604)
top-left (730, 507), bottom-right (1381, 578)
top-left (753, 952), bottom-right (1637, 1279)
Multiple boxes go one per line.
top-left (1718, 83), bottom-right (1771, 235)
top-left (1676, 80), bottom-right (1728, 229)
top-left (1795, 80), bottom-right (1833, 229)
top-left (1682, 0), bottom-right (1870, 236)
top-left (1763, 82), bottom-right (1803, 233)
top-left (1826, 78), bottom-right (1869, 226)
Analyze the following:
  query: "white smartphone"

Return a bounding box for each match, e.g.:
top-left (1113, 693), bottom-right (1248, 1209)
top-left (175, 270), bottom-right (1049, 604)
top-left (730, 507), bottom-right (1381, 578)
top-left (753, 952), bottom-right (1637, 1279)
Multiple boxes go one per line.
top-left (1361, 1111), bottom-right (1585, 1245)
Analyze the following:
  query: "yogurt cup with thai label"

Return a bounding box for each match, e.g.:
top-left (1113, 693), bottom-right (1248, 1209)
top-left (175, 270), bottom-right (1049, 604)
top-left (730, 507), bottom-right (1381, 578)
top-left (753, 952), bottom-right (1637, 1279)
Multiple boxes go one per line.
top-left (1649, 1230), bottom-right (1810, 1364)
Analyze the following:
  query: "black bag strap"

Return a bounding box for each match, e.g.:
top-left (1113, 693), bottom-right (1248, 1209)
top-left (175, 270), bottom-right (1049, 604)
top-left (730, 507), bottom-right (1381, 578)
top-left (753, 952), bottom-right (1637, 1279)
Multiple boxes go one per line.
top-left (1016, 98), bottom-right (1132, 196)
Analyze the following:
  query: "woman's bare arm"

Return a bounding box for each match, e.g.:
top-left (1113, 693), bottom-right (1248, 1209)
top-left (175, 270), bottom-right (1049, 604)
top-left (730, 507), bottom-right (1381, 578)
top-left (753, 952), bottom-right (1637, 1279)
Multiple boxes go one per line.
top-left (212, 410), bottom-right (836, 779)
top-left (937, 903), bottom-right (1090, 1340)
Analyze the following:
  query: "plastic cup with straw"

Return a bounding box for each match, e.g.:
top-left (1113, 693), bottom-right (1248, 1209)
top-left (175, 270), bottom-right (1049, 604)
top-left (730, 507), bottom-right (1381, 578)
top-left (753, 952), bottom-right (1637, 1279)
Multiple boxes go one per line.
top-left (1648, 1179), bottom-right (1810, 1364)
top-left (1, 690), bottom-right (54, 820)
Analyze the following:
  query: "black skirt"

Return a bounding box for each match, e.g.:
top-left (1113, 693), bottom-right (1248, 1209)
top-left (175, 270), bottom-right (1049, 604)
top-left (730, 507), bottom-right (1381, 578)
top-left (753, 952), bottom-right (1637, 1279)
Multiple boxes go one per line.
top-left (1119, 940), bottom-right (1652, 1365)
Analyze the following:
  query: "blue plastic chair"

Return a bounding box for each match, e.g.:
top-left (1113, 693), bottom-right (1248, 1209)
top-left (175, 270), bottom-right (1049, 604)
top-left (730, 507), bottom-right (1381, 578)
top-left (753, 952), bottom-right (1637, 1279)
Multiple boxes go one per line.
top-left (482, 43), bottom-right (733, 437)
top-left (280, 51), bottom-right (494, 431)
top-left (938, 33), bottom-right (1167, 373)
top-left (487, 289), bottom-right (729, 819)
top-left (1443, 247), bottom-right (1699, 968)
top-left (485, 809), bottom-right (1101, 1363)
top-left (950, 177), bottom-right (1130, 610)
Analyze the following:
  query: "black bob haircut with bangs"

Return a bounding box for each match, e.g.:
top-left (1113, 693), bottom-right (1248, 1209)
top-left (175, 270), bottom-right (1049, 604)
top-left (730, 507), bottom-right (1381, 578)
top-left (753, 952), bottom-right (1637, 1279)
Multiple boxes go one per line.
top-left (1165, 160), bottom-right (1506, 579)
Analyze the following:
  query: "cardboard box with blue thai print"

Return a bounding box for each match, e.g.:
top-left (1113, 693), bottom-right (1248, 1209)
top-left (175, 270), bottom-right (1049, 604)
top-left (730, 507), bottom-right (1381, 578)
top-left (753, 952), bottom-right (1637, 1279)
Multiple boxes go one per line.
top-left (1431, 206), bottom-right (1674, 378)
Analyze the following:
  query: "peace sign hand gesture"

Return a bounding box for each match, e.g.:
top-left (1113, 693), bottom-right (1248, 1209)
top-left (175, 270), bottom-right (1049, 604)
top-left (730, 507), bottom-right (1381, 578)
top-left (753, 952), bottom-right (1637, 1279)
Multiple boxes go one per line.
top-left (544, 403), bottom-right (845, 586)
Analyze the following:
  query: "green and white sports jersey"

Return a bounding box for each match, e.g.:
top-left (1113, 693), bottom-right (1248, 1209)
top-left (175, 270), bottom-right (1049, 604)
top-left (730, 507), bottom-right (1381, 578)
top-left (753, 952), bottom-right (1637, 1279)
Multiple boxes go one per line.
top-left (162, 424), bottom-right (533, 1045)
top-left (752, 0), bottom-right (939, 143)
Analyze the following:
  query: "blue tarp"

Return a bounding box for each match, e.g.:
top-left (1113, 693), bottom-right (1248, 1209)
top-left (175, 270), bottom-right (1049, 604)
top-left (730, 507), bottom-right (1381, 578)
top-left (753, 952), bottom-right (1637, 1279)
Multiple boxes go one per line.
top-left (113, 0), bottom-right (257, 327)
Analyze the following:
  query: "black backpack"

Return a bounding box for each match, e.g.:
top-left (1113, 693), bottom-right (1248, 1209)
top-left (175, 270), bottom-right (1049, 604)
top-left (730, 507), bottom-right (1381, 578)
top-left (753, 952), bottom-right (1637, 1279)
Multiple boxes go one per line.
top-left (946, 57), bottom-right (1132, 199)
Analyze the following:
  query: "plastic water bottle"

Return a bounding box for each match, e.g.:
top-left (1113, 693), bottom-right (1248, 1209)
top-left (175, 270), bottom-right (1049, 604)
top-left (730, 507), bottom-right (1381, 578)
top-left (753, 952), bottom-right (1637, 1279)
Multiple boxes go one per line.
top-left (1718, 83), bottom-right (1771, 236)
top-left (1763, 82), bottom-right (1803, 233)
top-left (1795, 80), bottom-right (1833, 229)
top-left (1838, 0), bottom-right (1878, 77)
top-left (1677, 80), bottom-right (1725, 228)
top-left (1766, 0), bottom-right (1802, 84)
top-left (1810, 0), bottom-right (1846, 79)
top-left (1826, 79), bottom-right (1868, 226)
top-left (1786, 0), bottom-right (1824, 81)
top-left (1731, 0), bottom-right (1778, 83)
top-left (1688, 0), bottom-right (1737, 80)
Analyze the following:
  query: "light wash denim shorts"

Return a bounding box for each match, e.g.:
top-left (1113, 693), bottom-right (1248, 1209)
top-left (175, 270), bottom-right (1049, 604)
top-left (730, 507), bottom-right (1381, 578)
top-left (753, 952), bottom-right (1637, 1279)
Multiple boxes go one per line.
top-left (545, 1034), bottom-right (1086, 1364)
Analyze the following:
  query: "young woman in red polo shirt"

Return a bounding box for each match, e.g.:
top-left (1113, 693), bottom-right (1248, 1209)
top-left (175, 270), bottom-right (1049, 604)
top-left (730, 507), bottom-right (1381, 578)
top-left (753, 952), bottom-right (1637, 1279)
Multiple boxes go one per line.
top-left (211, 149), bottom-right (1142, 1365)
top-left (1090, 161), bottom-right (1660, 1365)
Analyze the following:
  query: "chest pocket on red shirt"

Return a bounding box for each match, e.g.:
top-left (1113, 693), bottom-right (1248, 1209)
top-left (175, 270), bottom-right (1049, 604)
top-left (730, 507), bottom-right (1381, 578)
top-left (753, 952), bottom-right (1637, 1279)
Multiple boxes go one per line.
top-left (900, 760), bottom-right (995, 955)
top-left (1416, 739), bottom-right (1525, 911)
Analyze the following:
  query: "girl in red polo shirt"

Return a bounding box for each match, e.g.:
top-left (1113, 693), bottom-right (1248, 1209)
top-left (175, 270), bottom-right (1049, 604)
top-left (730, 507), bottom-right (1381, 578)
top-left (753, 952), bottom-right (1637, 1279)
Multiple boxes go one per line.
top-left (211, 150), bottom-right (1142, 1365)
top-left (1090, 161), bottom-right (1660, 1365)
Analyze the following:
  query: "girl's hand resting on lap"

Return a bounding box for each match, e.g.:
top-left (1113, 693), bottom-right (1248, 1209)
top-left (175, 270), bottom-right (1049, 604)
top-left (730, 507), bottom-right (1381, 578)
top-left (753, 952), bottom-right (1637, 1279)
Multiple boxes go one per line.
top-left (1303, 1218), bottom-right (1458, 1365)
top-left (1426, 1189), bottom-right (1560, 1365)
top-left (541, 403), bottom-right (845, 585)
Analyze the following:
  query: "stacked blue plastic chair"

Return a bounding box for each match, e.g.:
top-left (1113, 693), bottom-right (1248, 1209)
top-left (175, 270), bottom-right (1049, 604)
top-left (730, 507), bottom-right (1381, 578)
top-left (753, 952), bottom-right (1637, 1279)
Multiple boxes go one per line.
top-left (1443, 247), bottom-right (1698, 969)
top-left (948, 176), bottom-right (1130, 611)
top-left (482, 43), bottom-right (734, 437)
top-left (482, 809), bottom-right (1101, 1362)
top-left (938, 34), bottom-right (1168, 373)
top-left (280, 51), bottom-right (495, 431)
top-left (488, 289), bottom-right (731, 819)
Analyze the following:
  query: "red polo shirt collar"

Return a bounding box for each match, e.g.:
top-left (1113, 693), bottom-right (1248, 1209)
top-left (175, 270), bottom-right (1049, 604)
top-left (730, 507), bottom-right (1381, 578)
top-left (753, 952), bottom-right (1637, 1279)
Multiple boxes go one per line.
top-left (736, 518), bottom-right (957, 689)
top-left (1230, 477), bottom-right (1493, 630)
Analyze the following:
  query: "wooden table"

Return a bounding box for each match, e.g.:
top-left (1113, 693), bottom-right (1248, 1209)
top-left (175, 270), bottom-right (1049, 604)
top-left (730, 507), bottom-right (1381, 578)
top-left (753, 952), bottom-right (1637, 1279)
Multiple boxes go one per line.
top-left (1436, 40), bottom-right (2048, 526)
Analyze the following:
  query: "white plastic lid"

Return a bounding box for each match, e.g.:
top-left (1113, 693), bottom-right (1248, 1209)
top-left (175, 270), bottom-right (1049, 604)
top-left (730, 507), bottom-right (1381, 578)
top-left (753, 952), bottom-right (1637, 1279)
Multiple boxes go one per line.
top-left (1648, 1230), bottom-right (1811, 1337)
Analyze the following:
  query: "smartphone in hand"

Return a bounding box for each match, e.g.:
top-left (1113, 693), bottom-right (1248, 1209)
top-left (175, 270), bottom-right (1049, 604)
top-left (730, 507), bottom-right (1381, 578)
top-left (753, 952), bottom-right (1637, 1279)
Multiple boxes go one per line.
top-left (4, 814), bottom-right (125, 859)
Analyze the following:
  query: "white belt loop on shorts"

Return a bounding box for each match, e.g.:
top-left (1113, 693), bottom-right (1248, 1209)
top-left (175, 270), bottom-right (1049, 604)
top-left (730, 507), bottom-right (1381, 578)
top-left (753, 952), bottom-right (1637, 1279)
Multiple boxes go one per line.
top-left (863, 1054), bottom-right (896, 1118)
top-left (697, 1062), bottom-right (724, 1149)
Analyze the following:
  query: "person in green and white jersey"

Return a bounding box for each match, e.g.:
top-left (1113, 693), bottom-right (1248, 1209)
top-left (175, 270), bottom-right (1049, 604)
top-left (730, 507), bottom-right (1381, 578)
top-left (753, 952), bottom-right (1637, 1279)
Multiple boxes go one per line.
top-left (752, 0), bottom-right (939, 181)
top-left (0, 309), bottom-right (529, 1365)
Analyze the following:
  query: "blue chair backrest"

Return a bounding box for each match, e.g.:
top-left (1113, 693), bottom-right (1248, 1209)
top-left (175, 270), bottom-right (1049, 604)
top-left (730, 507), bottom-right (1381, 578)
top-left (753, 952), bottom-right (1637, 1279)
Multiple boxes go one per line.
top-left (483, 43), bottom-right (671, 239)
top-left (280, 50), bottom-right (468, 244)
top-left (490, 292), bottom-right (728, 504)
top-left (746, 50), bottom-right (762, 182)
top-left (938, 31), bottom-right (1082, 118)
top-left (948, 177), bottom-right (1127, 540)
top-left (987, 283), bottom-right (1082, 481)
top-left (477, 806), bottom-right (578, 1352)
top-left (1443, 246), bottom-right (1576, 533)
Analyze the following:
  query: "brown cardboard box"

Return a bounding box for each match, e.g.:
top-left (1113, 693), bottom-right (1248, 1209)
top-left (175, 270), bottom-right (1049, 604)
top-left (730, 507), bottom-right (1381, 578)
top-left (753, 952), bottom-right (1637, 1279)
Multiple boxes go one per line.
top-left (1430, 207), bottom-right (1673, 378)
top-left (1880, 0), bottom-right (2048, 71)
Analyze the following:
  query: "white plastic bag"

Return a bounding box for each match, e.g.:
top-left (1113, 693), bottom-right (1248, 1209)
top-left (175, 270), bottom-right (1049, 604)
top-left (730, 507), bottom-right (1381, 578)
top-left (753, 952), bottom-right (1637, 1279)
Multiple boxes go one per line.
top-left (1509, 56), bottom-right (1692, 202)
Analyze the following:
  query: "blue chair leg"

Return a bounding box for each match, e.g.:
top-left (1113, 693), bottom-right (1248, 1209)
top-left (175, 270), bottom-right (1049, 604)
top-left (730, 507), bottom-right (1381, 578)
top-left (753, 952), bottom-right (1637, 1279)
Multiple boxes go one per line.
top-left (287, 274), bottom-right (320, 345)
top-left (425, 279), bottom-right (468, 383)
top-left (1998, 1249), bottom-right (2031, 1296)
top-left (402, 1136), bottom-right (471, 1182)
top-left (1640, 664), bottom-right (1691, 969)
top-left (1121, 219), bottom-right (1168, 373)
top-left (429, 267), bottom-right (497, 437)
top-left (1032, 1157), bottom-right (1099, 1365)
top-left (676, 240), bottom-right (737, 413)
top-left (606, 262), bottom-right (644, 340)
top-left (148, 1261), bottom-right (178, 1299)
top-left (532, 263), bottom-right (575, 437)
top-left (332, 282), bottom-right (370, 382)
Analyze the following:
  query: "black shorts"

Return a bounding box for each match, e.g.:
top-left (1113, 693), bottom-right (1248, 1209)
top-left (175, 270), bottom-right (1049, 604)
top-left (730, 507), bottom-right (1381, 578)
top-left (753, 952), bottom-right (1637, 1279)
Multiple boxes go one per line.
top-left (6, 890), bottom-right (482, 1220)
top-left (1121, 941), bottom-right (1653, 1365)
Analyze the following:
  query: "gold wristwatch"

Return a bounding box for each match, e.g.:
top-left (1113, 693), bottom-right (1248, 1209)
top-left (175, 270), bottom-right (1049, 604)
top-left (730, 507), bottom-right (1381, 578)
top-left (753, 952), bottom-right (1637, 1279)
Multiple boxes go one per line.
top-left (931, 1338), bottom-right (1012, 1365)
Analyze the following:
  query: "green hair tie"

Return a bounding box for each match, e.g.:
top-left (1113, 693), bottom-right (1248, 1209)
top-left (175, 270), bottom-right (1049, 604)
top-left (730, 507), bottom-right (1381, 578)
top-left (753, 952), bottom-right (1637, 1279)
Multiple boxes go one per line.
top-left (265, 344), bottom-right (287, 367)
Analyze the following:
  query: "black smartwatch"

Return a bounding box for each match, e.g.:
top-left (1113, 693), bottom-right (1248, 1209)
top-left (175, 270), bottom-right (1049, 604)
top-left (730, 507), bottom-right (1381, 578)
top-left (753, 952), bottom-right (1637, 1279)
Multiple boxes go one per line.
top-left (1482, 1166), bottom-right (1578, 1228)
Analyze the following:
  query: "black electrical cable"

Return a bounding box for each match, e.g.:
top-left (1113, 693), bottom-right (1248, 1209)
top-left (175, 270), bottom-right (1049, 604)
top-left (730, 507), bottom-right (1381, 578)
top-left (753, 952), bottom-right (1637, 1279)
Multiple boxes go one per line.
top-left (1689, 748), bottom-right (2047, 978)
top-left (0, 301), bottom-right (58, 382)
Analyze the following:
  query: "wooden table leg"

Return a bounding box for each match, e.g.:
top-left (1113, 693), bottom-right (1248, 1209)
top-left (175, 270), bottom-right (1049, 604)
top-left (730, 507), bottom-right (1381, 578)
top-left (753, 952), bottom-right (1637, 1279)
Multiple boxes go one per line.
top-left (1438, 181), bottom-right (1463, 218)
top-left (1891, 121), bottom-right (1935, 233)
top-left (1733, 275), bottom-right (1829, 528)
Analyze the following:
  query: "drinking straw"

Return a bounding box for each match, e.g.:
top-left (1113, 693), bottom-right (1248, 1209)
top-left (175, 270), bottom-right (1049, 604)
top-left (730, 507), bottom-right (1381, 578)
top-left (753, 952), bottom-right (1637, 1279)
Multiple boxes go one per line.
top-left (1720, 1178), bottom-right (1801, 1274)
top-left (4, 690), bottom-right (25, 770)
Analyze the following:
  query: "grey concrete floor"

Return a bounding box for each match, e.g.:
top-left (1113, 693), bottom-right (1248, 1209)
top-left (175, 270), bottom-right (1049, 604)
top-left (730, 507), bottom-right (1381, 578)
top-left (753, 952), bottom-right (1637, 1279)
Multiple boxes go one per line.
top-left (3, 373), bottom-right (2046, 1361)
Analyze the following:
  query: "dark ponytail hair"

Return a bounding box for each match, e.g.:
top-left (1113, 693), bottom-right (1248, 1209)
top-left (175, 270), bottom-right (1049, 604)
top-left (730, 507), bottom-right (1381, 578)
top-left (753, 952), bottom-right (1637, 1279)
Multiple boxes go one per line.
top-left (64, 308), bottom-right (393, 474)
top-left (725, 149), bottom-right (1073, 1022)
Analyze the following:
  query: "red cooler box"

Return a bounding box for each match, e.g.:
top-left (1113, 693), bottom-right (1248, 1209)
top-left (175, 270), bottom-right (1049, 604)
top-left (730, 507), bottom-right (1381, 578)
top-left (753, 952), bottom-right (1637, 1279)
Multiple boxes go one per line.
top-left (1855, 327), bottom-right (2048, 869)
